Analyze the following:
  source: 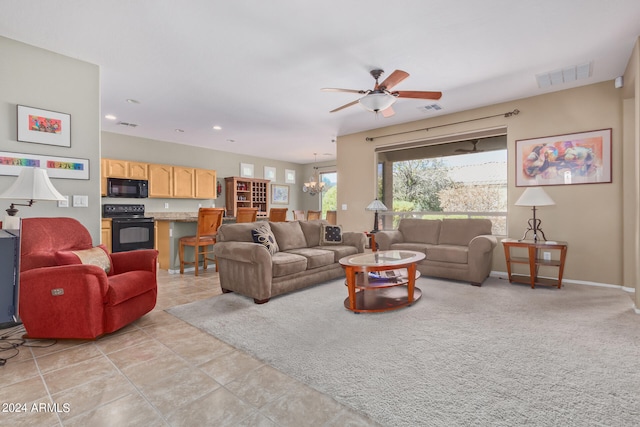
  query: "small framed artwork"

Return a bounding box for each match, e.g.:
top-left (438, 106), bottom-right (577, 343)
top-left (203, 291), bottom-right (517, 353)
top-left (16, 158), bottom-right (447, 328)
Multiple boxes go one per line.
top-left (240, 162), bottom-right (254, 178)
top-left (17, 105), bottom-right (71, 147)
top-left (0, 151), bottom-right (89, 180)
top-left (271, 184), bottom-right (289, 205)
top-left (285, 169), bottom-right (296, 184)
top-left (515, 128), bottom-right (612, 187)
top-left (264, 166), bottom-right (276, 181)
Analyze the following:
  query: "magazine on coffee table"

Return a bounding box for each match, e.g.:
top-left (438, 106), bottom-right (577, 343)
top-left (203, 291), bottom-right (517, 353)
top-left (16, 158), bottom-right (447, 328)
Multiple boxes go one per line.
top-left (368, 269), bottom-right (408, 280)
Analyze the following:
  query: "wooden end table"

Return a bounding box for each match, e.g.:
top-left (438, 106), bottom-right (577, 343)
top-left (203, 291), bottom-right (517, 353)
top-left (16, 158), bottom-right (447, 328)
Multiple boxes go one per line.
top-left (502, 238), bottom-right (568, 289)
top-left (339, 250), bottom-right (425, 313)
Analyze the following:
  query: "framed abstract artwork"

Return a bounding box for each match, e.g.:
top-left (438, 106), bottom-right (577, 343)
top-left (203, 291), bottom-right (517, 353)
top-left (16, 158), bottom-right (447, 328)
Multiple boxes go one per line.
top-left (17, 105), bottom-right (71, 147)
top-left (0, 151), bottom-right (89, 180)
top-left (271, 184), bottom-right (289, 204)
top-left (285, 169), bottom-right (295, 184)
top-left (515, 128), bottom-right (612, 187)
top-left (240, 162), bottom-right (254, 178)
top-left (264, 166), bottom-right (276, 181)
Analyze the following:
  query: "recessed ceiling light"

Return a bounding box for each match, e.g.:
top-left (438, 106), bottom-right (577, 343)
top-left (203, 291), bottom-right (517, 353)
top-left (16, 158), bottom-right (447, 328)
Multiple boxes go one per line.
top-left (175, 129), bottom-right (184, 133)
top-left (126, 99), bottom-right (140, 104)
top-left (213, 125), bottom-right (222, 130)
top-left (104, 114), bottom-right (117, 120)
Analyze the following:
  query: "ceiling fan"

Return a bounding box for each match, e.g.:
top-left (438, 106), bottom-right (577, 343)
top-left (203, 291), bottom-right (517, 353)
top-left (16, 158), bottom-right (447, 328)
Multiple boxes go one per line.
top-left (322, 69), bottom-right (442, 118)
top-left (454, 140), bottom-right (483, 153)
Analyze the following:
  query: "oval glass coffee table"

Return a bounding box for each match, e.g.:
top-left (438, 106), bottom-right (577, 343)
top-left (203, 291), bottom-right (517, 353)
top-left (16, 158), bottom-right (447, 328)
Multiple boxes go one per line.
top-left (339, 250), bottom-right (426, 313)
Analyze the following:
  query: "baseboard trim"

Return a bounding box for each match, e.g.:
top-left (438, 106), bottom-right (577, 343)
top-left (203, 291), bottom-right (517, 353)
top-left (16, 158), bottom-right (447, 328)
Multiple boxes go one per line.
top-left (490, 271), bottom-right (633, 291)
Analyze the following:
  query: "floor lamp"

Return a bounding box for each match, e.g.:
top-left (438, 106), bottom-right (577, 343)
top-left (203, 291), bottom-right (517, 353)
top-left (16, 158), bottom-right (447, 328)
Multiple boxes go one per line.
top-left (515, 187), bottom-right (555, 241)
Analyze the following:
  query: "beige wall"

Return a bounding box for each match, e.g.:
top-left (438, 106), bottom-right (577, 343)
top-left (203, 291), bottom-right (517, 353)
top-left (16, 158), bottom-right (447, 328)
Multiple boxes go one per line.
top-left (101, 132), bottom-right (307, 217)
top-left (337, 81), bottom-right (626, 286)
top-left (0, 36), bottom-right (101, 243)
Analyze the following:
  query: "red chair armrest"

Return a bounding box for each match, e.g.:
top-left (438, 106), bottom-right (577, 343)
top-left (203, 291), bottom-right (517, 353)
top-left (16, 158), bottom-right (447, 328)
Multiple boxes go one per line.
top-left (110, 249), bottom-right (158, 275)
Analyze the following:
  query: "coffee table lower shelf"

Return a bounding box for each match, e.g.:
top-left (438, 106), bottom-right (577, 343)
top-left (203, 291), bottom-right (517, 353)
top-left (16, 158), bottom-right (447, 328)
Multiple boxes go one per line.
top-left (343, 286), bottom-right (422, 313)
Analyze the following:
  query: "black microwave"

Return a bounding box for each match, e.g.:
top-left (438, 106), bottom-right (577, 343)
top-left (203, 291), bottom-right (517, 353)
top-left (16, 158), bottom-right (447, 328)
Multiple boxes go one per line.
top-left (107, 178), bottom-right (149, 198)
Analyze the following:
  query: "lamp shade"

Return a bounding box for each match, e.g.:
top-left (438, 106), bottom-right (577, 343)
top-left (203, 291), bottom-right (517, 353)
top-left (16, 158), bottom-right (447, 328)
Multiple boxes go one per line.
top-left (366, 199), bottom-right (388, 211)
top-left (359, 92), bottom-right (396, 112)
top-left (0, 167), bottom-right (65, 201)
top-left (514, 187), bottom-right (555, 207)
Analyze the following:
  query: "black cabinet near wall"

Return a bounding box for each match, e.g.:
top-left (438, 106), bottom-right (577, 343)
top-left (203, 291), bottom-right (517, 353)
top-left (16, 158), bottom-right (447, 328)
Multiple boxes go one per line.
top-left (0, 229), bottom-right (20, 328)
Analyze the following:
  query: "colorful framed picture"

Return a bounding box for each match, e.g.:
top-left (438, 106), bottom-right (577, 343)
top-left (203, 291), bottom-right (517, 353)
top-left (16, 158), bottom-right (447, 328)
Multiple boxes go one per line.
top-left (17, 105), bottom-right (71, 147)
top-left (515, 128), bottom-right (612, 187)
top-left (0, 151), bottom-right (89, 180)
top-left (271, 184), bottom-right (289, 205)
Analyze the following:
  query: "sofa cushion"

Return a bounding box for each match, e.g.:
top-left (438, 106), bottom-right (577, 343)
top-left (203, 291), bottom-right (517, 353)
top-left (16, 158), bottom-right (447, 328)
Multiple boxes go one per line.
top-left (388, 242), bottom-right (433, 256)
top-left (399, 219), bottom-right (441, 244)
top-left (316, 245), bottom-right (359, 262)
top-left (438, 219), bottom-right (493, 246)
top-left (285, 248), bottom-right (335, 269)
top-left (320, 224), bottom-right (343, 245)
top-left (55, 244), bottom-right (113, 275)
top-left (251, 224), bottom-right (279, 255)
top-left (271, 252), bottom-right (308, 277)
top-left (217, 221), bottom-right (265, 243)
top-left (427, 245), bottom-right (469, 264)
top-left (299, 220), bottom-right (327, 247)
top-left (269, 221), bottom-right (308, 251)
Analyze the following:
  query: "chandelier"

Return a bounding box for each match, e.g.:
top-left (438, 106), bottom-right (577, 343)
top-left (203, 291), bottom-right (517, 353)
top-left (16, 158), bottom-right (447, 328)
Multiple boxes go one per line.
top-left (303, 154), bottom-right (326, 196)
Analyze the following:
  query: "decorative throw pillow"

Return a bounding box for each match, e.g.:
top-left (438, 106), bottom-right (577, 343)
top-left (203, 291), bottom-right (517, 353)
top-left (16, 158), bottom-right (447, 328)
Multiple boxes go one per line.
top-left (55, 244), bottom-right (113, 275)
top-left (251, 224), bottom-right (279, 255)
top-left (320, 224), bottom-right (343, 245)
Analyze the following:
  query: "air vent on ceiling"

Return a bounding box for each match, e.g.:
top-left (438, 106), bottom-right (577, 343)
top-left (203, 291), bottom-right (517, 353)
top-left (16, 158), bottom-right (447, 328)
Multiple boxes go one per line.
top-left (117, 121), bottom-right (138, 128)
top-left (536, 62), bottom-right (592, 88)
top-left (418, 103), bottom-right (443, 113)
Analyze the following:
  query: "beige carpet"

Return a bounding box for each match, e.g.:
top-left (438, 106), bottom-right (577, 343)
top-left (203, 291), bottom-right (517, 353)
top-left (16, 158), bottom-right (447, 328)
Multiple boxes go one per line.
top-left (168, 276), bottom-right (640, 427)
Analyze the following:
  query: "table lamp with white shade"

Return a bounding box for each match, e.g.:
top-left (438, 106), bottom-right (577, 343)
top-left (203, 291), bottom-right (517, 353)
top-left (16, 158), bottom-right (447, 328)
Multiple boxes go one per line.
top-left (365, 198), bottom-right (388, 233)
top-left (0, 167), bottom-right (66, 229)
top-left (514, 186), bottom-right (555, 242)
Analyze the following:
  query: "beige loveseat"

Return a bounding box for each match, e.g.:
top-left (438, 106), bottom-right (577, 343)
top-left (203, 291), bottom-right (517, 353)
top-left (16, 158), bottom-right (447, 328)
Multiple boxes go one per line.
top-left (375, 218), bottom-right (497, 286)
top-left (214, 220), bottom-right (366, 303)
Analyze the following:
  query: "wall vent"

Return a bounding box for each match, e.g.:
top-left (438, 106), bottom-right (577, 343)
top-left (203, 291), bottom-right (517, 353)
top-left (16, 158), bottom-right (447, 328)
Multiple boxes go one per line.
top-left (117, 121), bottom-right (138, 128)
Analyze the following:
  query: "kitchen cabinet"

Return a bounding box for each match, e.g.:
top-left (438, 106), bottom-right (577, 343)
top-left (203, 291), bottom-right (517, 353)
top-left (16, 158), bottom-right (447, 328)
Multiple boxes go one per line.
top-left (101, 219), bottom-right (112, 253)
top-left (173, 166), bottom-right (195, 198)
top-left (195, 168), bottom-right (217, 199)
top-left (225, 176), bottom-right (269, 218)
top-left (148, 164), bottom-right (173, 198)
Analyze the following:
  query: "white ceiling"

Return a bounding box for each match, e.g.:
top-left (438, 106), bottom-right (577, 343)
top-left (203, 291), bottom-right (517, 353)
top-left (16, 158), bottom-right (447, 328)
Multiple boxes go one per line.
top-left (2, 1), bottom-right (640, 164)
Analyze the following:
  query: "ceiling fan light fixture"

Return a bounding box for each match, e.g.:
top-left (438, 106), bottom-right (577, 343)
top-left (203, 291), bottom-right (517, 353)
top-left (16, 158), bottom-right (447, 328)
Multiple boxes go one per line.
top-left (358, 92), bottom-right (396, 112)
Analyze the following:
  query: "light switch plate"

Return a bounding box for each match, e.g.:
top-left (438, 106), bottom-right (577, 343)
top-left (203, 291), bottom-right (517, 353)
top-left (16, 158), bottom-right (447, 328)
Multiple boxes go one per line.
top-left (72, 195), bottom-right (89, 208)
top-left (341, 204), bottom-right (348, 210)
top-left (58, 196), bottom-right (69, 208)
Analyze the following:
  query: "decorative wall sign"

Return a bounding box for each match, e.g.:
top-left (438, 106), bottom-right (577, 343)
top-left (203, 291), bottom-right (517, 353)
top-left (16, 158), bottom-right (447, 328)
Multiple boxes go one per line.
top-left (515, 128), bottom-right (612, 187)
top-left (285, 169), bottom-right (296, 184)
top-left (264, 166), bottom-right (276, 181)
top-left (17, 105), bottom-right (71, 147)
top-left (240, 162), bottom-right (254, 178)
top-left (0, 151), bottom-right (89, 180)
top-left (271, 184), bottom-right (289, 204)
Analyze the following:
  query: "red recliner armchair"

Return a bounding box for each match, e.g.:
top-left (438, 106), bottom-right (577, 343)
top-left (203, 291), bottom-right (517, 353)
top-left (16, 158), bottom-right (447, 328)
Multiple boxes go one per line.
top-left (19, 217), bottom-right (158, 339)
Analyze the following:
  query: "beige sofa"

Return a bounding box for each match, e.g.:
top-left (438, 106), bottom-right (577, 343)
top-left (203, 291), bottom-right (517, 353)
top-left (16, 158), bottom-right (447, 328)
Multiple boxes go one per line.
top-left (375, 218), bottom-right (497, 286)
top-left (214, 220), bottom-right (366, 303)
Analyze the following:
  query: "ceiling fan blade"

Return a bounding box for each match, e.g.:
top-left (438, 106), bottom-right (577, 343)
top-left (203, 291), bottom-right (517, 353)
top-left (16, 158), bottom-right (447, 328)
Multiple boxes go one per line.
top-left (378, 70), bottom-right (409, 91)
top-left (329, 99), bottom-right (360, 113)
top-left (381, 106), bottom-right (395, 118)
top-left (321, 88), bottom-right (367, 94)
top-left (394, 90), bottom-right (442, 100)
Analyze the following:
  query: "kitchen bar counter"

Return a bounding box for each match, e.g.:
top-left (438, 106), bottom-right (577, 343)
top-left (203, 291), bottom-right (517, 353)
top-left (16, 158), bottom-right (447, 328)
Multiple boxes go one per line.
top-left (148, 212), bottom-right (237, 223)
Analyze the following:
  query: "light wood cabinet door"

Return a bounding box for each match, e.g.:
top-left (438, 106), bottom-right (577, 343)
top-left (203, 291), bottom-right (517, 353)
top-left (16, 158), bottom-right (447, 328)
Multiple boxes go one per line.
top-left (195, 169), bottom-right (217, 199)
top-left (128, 161), bottom-right (149, 179)
top-left (105, 159), bottom-right (128, 178)
top-left (101, 219), bottom-right (112, 253)
top-left (173, 166), bottom-right (195, 198)
top-left (100, 158), bottom-right (108, 196)
top-left (148, 164), bottom-right (173, 198)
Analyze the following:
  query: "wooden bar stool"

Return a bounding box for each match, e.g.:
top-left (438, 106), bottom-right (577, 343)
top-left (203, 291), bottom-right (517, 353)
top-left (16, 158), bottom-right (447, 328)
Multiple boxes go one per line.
top-left (293, 210), bottom-right (305, 221)
top-left (236, 207), bottom-right (258, 223)
top-left (307, 210), bottom-right (321, 220)
top-left (269, 207), bottom-right (288, 222)
top-left (326, 210), bottom-right (337, 225)
top-left (179, 208), bottom-right (224, 275)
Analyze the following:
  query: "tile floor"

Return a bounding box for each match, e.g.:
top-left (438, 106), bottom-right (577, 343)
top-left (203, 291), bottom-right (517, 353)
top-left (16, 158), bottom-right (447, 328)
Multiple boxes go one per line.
top-left (0, 268), bottom-right (379, 427)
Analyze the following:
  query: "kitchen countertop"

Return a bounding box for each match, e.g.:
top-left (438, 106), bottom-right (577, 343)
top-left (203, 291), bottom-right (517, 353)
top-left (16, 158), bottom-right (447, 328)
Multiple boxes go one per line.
top-left (147, 212), bottom-right (237, 223)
